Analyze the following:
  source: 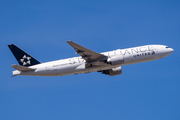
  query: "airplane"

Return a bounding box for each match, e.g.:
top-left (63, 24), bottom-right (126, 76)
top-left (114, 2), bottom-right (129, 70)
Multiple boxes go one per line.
top-left (8, 41), bottom-right (174, 77)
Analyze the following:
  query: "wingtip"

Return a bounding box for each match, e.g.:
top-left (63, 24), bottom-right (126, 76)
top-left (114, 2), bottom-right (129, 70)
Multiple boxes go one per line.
top-left (11, 64), bottom-right (17, 67)
top-left (66, 40), bottom-right (73, 43)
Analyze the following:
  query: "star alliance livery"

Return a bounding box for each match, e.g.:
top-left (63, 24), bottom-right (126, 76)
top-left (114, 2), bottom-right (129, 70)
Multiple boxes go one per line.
top-left (8, 41), bottom-right (174, 77)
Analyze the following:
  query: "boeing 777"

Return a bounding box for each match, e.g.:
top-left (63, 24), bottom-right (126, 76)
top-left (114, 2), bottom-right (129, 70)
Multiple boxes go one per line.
top-left (8, 41), bottom-right (174, 77)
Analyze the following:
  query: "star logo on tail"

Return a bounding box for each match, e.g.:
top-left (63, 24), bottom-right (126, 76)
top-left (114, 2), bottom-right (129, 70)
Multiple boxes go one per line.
top-left (20, 55), bottom-right (31, 65)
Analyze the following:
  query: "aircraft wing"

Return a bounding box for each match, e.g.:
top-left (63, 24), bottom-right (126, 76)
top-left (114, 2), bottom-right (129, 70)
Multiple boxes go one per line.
top-left (66, 41), bottom-right (107, 63)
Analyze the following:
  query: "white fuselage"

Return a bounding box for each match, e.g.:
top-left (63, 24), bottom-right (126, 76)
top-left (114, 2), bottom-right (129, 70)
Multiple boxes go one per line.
top-left (13, 45), bottom-right (174, 76)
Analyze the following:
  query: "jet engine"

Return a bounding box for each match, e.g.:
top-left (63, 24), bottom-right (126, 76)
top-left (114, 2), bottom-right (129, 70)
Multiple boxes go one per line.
top-left (107, 55), bottom-right (124, 65)
top-left (99, 66), bottom-right (122, 76)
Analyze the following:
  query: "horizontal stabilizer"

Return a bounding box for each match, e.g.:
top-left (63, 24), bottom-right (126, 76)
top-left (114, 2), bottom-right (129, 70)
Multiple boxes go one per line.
top-left (11, 64), bottom-right (36, 72)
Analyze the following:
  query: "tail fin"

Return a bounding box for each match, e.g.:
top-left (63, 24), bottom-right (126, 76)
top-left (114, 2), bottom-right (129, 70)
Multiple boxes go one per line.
top-left (8, 44), bottom-right (41, 67)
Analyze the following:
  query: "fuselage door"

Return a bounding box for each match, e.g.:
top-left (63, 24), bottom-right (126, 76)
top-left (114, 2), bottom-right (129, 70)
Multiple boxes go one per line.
top-left (69, 58), bottom-right (75, 64)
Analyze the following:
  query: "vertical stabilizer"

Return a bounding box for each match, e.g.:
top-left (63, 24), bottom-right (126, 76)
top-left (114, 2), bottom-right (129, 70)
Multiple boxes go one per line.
top-left (8, 44), bottom-right (41, 67)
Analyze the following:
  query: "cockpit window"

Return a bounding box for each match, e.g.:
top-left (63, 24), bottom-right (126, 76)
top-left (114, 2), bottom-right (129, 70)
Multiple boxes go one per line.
top-left (166, 47), bottom-right (169, 48)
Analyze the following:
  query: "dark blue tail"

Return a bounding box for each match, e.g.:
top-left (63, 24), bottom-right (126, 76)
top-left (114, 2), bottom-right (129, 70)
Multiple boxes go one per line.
top-left (8, 44), bottom-right (41, 67)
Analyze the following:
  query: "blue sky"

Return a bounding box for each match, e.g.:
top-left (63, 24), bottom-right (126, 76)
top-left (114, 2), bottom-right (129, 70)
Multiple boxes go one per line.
top-left (0, 0), bottom-right (180, 120)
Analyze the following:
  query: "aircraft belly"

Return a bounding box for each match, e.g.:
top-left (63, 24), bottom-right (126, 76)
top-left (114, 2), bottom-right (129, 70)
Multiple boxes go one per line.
top-left (74, 63), bottom-right (86, 74)
top-left (50, 64), bottom-right (78, 76)
top-left (84, 64), bottom-right (119, 73)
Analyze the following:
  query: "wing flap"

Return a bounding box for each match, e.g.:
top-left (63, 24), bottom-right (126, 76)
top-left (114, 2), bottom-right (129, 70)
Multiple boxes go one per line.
top-left (66, 41), bottom-right (107, 62)
top-left (11, 64), bottom-right (36, 72)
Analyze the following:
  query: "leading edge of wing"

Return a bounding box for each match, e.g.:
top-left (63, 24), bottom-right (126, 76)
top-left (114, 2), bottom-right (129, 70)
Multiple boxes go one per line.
top-left (66, 41), bottom-right (107, 62)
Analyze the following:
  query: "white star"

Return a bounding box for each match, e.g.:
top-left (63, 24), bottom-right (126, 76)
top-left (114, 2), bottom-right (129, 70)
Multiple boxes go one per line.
top-left (23, 62), bottom-right (27, 65)
top-left (20, 58), bottom-right (24, 62)
top-left (27, 61), bottom-right (31, 64)
top-left (23, 55), bottom-right (27, 59)
top-left (20, 55), bottom-right (31, 65)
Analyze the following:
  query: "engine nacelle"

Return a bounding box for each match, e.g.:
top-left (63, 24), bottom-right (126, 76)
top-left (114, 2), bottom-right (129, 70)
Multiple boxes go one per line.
top-left (107, 55), bottom-right (124, 65)
top-left (101, 66), bottom-right (122, 76)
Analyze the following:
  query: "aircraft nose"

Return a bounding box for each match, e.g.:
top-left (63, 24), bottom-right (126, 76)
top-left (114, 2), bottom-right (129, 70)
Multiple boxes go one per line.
top-left (169, 48), bottom-right (174, 53)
